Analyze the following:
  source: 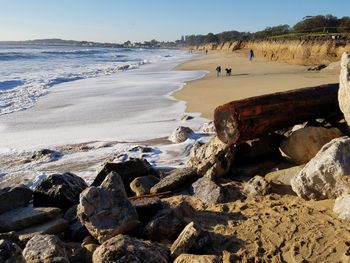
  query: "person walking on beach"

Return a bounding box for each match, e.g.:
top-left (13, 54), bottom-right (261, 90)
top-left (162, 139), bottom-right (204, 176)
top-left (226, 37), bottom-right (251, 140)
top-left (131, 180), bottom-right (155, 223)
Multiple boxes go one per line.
top-left (249, 49), bottom-right (254, 61)
top-left (205, 49), bottom-right (208, 55)
top-left (216, 66), bottom-right (221, 77)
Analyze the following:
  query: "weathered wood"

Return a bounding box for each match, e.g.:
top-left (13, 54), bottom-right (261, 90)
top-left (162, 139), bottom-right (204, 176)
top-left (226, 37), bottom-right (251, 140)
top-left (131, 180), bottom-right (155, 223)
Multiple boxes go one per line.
top-left (214, 83), bottom-right (341, 145)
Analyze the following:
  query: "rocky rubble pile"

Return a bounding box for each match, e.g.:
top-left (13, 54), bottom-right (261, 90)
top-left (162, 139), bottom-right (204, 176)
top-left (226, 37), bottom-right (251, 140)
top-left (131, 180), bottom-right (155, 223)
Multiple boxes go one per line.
top-left (1, 52), bottom-right (350, 262)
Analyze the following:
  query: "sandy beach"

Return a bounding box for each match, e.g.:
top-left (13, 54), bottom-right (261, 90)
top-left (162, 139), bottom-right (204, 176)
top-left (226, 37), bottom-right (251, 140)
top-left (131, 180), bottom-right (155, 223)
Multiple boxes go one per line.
top-left (174, 50), bottom-right (339, 119)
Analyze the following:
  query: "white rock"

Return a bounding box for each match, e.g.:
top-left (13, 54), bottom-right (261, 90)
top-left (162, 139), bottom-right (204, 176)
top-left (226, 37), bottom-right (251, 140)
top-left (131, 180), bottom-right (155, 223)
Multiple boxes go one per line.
top-left (338, 52), bottom-right (350, 125)
top-left (243, 175), bottom-right (271, 196)
top-left (168, 126), bottom-right (194, 143)
top-left (334, 194), bottom-right (350, 220)
top-left (291, 136), bottom-right (350, 200)
top-left (200, 121), bottom-right (216, 134)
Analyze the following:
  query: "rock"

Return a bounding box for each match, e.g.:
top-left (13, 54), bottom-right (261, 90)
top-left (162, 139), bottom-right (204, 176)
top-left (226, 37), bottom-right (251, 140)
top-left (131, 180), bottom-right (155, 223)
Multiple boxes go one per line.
top-left (31, 149), bottom-right (62, 161)
top-left (150, 168), bottom-right (198, 194)
top-left (307, 64), bottom-right (326, 71)
top-left (174, 254), bottom-right (221, 263)
top-left (0, 206), bottom-right (61, 232)
top-left (339, 52), bottom-right (350, 125)
top-left (280, 126), bottom-right (343, 165)
top-left (334, 194), bottom-right (350, 220)
top-left (0, 239), bottom-right (25, 263)
top-left (82, 236), bottom-right (99, 255)
top-left (0, 185), bottom-right (32, 214)
top-left (291, 136), bottom-right (350, 200)
top-left (187, 136), bottom-right (235, 178)
top-left (145, 205), bottom-right (188, 242)
top-left (92, 234), bottom-right (170, 263)
top-left (63, 205), bottom-right (89, 242)
top-left (200, 121), bottom-right (216, 133)
top-left (17, 218), bottom-right (68, 241)
top-left (130, 197), bottom-right (162, 223)
top-left (65, 242), bottom-right (92, 263)
top-left (170, 222), bottom-right (201, 258)
top-left (23, 234), bottom-right (69, 263)
top-left (181, 115), bottom-right (194, 121)
top-left (265, 165), bottom-right (304, 186)
top-left (33, 172), bottom-right (87, 210)
top-left (77, 172), bottom-right (138, 243)
top-left (130, 175), bottom-right (160, 196)
top-left (91, 158), bottom-right (154, 196)
top-left (243, 176), bottom-right (271, 196)
top-left (191, 177), bottom-right (224, 205)
top-left (168, 126), bottom-right (194, 143)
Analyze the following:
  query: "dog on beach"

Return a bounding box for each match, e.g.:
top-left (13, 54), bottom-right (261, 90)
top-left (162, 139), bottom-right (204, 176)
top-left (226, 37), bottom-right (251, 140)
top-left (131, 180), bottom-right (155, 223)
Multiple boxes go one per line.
top-left (225, 68), bottom-right (232, 76)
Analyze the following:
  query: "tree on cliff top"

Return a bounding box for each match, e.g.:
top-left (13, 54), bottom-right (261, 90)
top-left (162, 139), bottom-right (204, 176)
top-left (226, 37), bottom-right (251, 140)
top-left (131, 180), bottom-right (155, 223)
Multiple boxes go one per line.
top-left (293, 15), bottom-right (339, 33)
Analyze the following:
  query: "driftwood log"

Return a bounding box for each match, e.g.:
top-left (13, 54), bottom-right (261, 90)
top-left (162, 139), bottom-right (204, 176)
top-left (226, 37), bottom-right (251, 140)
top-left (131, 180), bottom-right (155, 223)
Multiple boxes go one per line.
top-left (214, 83), bottom-right (341, 145)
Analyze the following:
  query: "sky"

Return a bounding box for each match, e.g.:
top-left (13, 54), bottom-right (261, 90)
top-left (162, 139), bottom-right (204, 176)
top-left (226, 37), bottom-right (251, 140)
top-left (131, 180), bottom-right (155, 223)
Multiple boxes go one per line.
top-left (0, 0), bottom-right (349, 43)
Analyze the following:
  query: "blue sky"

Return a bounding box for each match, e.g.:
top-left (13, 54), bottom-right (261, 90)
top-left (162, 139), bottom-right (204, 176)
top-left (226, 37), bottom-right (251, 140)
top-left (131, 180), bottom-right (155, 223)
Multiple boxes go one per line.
top-left (1, 0), bottom-right (349, 42)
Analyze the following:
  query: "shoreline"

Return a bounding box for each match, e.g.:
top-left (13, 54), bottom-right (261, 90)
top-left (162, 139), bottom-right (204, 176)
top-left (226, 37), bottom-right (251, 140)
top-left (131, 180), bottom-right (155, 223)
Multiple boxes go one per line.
top-left (173, 50), bottom-right (339, 120)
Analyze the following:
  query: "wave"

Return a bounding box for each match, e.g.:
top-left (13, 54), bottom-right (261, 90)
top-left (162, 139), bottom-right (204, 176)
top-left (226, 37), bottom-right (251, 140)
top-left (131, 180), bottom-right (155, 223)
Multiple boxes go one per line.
top-left (41, 49), bottom-right (107, 55)
top-left (0, 52), bottom-right (39, 61)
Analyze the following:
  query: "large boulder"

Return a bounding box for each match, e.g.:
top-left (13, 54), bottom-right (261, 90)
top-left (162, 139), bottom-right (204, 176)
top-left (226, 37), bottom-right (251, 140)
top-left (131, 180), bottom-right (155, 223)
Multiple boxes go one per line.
top-left (33, 172), bottom-right (87, 210)
top-left (279, 126), bottom-right (343, 165)
top-left (170, 222), bottom-right (201, 259)
top-left (0, 239), bottom-right (25, 263)
top-left (0, 206), bottom-right (60, 232)
top-left (291, 136), bottom-right (350, 200)
top-left (77, 172), bottom-right (138, 243)
top-left (191, 177), bottom-right (224, 205)
top-left (338, 52), bottom-right (350, 125)
top-left (187, 136), bottom-right (235, 178)
top-left (91, 158), bottom-right (154, 196)
top-left (150, 168), bottom-right (198, 194)
top-left (168, 126), bottom-right (194, 143)
top-left (22, 234), bottom-right (69, 263)
top-left (92, 234), bottom-right (170, 263)
top-left (0, 185), bottom-right (32, 214)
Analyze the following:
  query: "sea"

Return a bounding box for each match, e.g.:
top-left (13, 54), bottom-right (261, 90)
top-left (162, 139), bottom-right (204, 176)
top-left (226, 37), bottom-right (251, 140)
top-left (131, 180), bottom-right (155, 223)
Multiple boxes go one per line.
top-left (0, 44), bottom-right (196, 115)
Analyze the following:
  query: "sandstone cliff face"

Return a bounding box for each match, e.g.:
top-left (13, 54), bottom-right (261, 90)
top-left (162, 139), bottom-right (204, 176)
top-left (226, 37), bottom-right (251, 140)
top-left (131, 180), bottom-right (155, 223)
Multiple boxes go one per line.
top-left (193, 37), bottom-right (350, 65)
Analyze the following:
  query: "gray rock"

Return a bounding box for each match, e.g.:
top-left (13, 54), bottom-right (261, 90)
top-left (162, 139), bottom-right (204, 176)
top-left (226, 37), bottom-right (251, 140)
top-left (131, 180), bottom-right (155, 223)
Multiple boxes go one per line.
top-left (150, 168), bottom-right (198, 194)
top-left (338, 52), bottom-right (350, 125)
top-left (130, 197), bottom-right (162, 223)
top-left (265, 165), bottom-right (305, 186)
top-left (17, 218), bottom-right (68, 241)
top-left (0, 239), bottom-right (25, 263)
top-left (23, 234), bottom-right (69, 263)
top-left (130, 175), bottom-right (160, 196)
top-left (0, 185), bottom-right (32, 214)
top-left (279, 126), bottom-right (343, 165)
top-left (191, 177), bottom-right (224, 205)
top-left (187, 136), bottom-right (235, 178)
top-left (145, 202), bottom-right (194, 242)
top-left (333, 194), bottom-right (350, 220)
top-left (291, 136), bottom-right (350, 200)
top-left (63, 205), bottom-right (89, 242)
top-left (92, 234), bottom-right (170, 263)
top-left (91, 158), bottom-right (154, 197)
top-left (0, 206), bottom-right (61, 232)
top-left (33, 172), bottom-right (87, 210)
top-left (243, 176), bottom-right (271, 196)
top-left (77, 172), bottom-right (138, 243)
top-left (174, 254), bottom-right (221, 263)
top-left (168, 126), bottom-right (194, 143)
top-left (170, 222), bottom-right (201, 258)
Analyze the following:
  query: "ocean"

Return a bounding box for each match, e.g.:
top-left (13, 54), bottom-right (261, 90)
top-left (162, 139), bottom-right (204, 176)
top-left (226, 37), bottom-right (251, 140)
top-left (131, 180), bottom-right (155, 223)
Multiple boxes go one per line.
top-left (0, 44), bottom-right (196, 115)
top-left (0, 44), bottom-right (208, 150)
